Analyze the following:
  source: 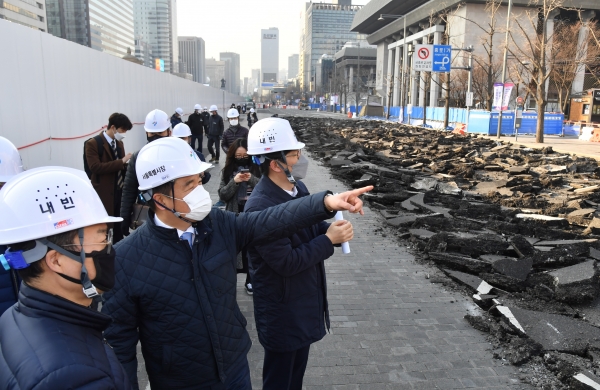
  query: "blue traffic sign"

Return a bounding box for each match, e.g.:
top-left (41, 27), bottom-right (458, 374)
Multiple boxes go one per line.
top-left (432, 45), bottom-right (451, 73)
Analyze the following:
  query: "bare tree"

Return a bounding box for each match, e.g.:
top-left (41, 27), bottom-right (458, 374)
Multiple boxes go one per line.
top-left (507, 0), bottom-right (565, 143)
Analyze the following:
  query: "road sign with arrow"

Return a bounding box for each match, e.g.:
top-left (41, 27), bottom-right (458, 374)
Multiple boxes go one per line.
top-left (432, 45), bottom-right (451, 72)
top-left (413, 44), bottom-right (433, 71)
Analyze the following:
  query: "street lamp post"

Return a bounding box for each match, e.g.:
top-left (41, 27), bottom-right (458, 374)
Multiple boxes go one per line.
top-left (379, 14), bottom-right (407, 121)
top-left (496, 0), bottom-right (514, 139)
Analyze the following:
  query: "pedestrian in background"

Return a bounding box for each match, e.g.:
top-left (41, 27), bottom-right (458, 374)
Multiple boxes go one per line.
top-left (120, 109), bottom-right (172, 236)
top-left (170, 107), bottom-right (184, 128)
top-left (186, 104), bottom-right (204, 152)
top-left (218, 138), bottom-right (260, 294)
top-left (0, 136), bottom-right (24, 316)
top-left (206, 104), bottom-right (224, 163)
top-left (85, 112), bottom-right (133, 244)
top-left (221, 108), bottom-right (249, 155)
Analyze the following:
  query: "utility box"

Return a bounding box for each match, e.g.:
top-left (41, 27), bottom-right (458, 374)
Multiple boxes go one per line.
top-left (570, 89), bottom-right (600, 124)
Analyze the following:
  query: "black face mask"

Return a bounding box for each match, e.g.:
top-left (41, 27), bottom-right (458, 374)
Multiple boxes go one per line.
top-left (147, 133), bottom-right (168, 143)
top-left (235, 157), bottom-right (251, 166)
top-left (59, 245), bottom-right (116, 293)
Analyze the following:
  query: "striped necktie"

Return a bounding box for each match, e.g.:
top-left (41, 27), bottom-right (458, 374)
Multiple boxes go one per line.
top-left (111, 140), bottom-right (123, 189)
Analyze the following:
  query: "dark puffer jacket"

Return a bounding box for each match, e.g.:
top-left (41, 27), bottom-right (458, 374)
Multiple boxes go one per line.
top-left (244, 176), bottom-right (333, 352)
top-left (0, 283), bottom-right (131, 390)
top-left (102, 193), bottom-right (335, 389)
top-left (221, 125), bottom-right (249, 154)
top-left (0, 246), bottom-right (19, 316)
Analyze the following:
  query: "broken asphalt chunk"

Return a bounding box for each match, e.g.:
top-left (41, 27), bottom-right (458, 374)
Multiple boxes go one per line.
top-left (547, 260), bottom-right (599, 304)
top-left (428, 252), bottom-right (492, 273)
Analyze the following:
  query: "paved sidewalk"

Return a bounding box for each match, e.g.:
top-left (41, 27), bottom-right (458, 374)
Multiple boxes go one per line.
top-left (138, 112), bottom-right (529, 389)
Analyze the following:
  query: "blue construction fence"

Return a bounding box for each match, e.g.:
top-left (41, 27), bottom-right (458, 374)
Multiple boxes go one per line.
top-left (382, 106), bottom-right (567, 135)
top-left (308, 104), bottom-right (364, 113)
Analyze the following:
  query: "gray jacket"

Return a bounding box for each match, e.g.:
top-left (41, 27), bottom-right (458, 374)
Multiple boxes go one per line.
top-left (218, 174), bottom-right (260, 214)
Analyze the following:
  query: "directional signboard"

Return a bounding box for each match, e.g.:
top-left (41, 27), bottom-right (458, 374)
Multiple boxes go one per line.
top-left (432, 45), bottom-right (451, 72)
top-left (413, 44), bottom-right (433, 71)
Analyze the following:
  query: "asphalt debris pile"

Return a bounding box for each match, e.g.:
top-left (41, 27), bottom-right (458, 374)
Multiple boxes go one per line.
top-left (286, 116), bottom-right (600, 389)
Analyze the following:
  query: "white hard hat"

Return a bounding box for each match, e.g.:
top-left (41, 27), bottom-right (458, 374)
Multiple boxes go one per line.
top-left (0, 167), bottom-right (122, 245)
top-left (209, 105), bottom-right (218, 112)
top-left (227, 108), bottom-right (240, 118)
top-left (175, 107), bottom-right (184, 116)
top-left (247, 118), bottom-right (305, 156)
top-left (0, 136), bottom-right (24, 182)
top-left (144, 109), bottom-right (171, 133)
top-left (172, 123), bottom-right (192, 138)
top-left (136, 138), bottom-right (212, 191)
top-left (194, 104), bottom-right (201, 110)
top-left (250, 108), bottom-right (255, 113)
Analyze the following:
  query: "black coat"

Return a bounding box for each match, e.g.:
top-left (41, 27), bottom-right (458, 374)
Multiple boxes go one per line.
top-left (244, 176), bottom-right (333, 352)
top-left (186, 112), bottom-right (204, 136)
top-left (0, 283), bottom-right (130, 390)
top-left (207, 114), bottom-right (224, 137)
top-left (102, 193), bottom-right (335, 389)
top-left (200, 112), bottom-right (210, 132)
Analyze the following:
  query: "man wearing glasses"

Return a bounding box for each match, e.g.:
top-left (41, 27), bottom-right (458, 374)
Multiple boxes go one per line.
top-left (0, 167), bottom-right (130, 390)
top-left (244, 118), bottom-right (355, 390)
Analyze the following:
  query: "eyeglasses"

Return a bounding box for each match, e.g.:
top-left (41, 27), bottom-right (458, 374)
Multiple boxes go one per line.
top-left (285, 150), bottom-right (302, 159)
top-left (62, 229), bottom-right (113, 247)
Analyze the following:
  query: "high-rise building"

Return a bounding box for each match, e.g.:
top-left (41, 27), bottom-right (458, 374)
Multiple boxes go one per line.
top-left (178, 36), bottom-right (205, 83)
top-left (206, 58), bottom-right (225, 89)
top-left (0, 0), bottom-right (47, 32)
top-left (220, 52), bottom-right (240, 95)
top-left (299, 1), bottom-right (365, 92)
top-left (251, 68), bottom-right (260, 86)
top-left (133, 0), bottom-right (178, 73)
top-left (288, 54), bottom-right (299, 80)
top-left (46, 0), bottom-right (134, 58)
top-left (261, 27), bottom-right (279, 84)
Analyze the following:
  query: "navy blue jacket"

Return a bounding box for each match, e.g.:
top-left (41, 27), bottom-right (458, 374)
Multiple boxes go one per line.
top-left (0, 283), bottom-right (131, 390)
top-left (244, 176), bottom-right (333, 352)
top-left (170, 114), bottom-right (183, 129)
top-left (0, 246), bottom-right (19, 316)
top-left (102, 193), bottom-right (335, 389)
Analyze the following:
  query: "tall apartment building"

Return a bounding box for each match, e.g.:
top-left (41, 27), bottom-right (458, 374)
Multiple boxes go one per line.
top-left (261, 27), bottom-right (279, 84)
top-left (288, 54), bottom-right (299, 81)
top-left (178, 36), bottom-right (205, 83)
top-left (0, 0), bottom-right (47, 32)
top-left (219, 52), bottom-right (240, 95)
top-left (133, 0), bottom-right (178, 73)
top-left (206, 58), bottom-right (225, 90)
top-left (46, 0), bottom-right (134, 58)
top-left (299, 0), bottom-right (365, 91)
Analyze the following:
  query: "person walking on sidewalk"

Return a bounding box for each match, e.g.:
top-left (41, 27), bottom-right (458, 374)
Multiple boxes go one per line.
top-left (218, 138), bottom-right (260, 295)
top-left (101, 136), bottom-right (372, 390)
top-left (245, 118), bottom-right (354, 390)
top-left (247, 108), bottom-right (258, 128)
top-left (206, 104), bottom-right (224, 163)
top-left (0, 166), bottom-right (130, 390)
top-left (84, 113), bottom-right (133, 244)
top-left (170, 107), bottom-right (184, 128)
top-left (186, 104), bottom-right (204, 152)
top-left (221, 108), bottom-right (249, 155)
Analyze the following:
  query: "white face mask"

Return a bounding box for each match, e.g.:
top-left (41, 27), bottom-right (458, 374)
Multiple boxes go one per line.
top-left (181, 185), bottom-right (212, 221)
top-left (114, 132), bottom-right (126, 141)
top-left (292, 154), bottom-right (309, 180)
top-left (230, 119), bottom-right (239, 126)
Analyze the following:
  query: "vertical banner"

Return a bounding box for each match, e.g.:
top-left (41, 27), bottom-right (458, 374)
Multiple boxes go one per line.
top-left (492, 83), bottom-right (503, 110)
top-left (502, 83), bottom-right (514, 110)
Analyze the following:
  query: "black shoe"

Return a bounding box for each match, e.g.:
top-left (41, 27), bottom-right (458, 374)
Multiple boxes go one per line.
top-left (245, 283), bottom-right (253, 295)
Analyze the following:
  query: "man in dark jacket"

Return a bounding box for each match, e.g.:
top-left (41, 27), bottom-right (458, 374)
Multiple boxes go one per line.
top-left (0, 136), bottom-right (24, 315)
top-left (120, 109), bottom-right (172, 236)
top-left (206, 104), bottom-right (224, 162)
top-left (186, 104), bottom-right (204, 152)
top-left (244, 118), bottom-right (354, 390)
top-left (201, 106), bottom-right (210, 134)
top-left (85, 113), bottom-right (133, 244)
top-left (221, 108), bottom-right (249, 155)
top-left (0, 166), bottom-right (129, 390)
top-left (102, 137), bottom-right (371, 390)
top-left (171, 107), bottom-right (184, 128)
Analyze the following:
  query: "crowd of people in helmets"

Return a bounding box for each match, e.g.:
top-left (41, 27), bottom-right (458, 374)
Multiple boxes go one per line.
top-left (0, 104), bottom-right (372, 390)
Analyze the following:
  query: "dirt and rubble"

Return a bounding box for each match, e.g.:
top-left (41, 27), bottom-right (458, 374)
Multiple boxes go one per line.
top-left (285, 115), bottom-right (600, 389)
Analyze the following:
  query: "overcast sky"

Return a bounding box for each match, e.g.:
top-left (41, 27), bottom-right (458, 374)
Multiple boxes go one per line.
top-left (177, 0), bottom-right (370, 79)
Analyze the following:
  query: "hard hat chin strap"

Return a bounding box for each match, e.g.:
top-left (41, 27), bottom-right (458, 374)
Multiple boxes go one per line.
top-left (39, 228), bottom-right (100, 300)
top-left (276, 151), bottom-right (296, 184)
top-left (150, 182), bottom-right (195, 224)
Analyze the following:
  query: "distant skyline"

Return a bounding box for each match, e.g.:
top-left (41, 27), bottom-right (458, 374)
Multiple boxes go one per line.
top-left (176, 0), bottom-right (369, 80)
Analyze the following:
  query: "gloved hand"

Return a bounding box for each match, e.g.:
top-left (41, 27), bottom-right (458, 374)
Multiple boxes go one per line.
top-left (121, 219), bottom-right (131, 237)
